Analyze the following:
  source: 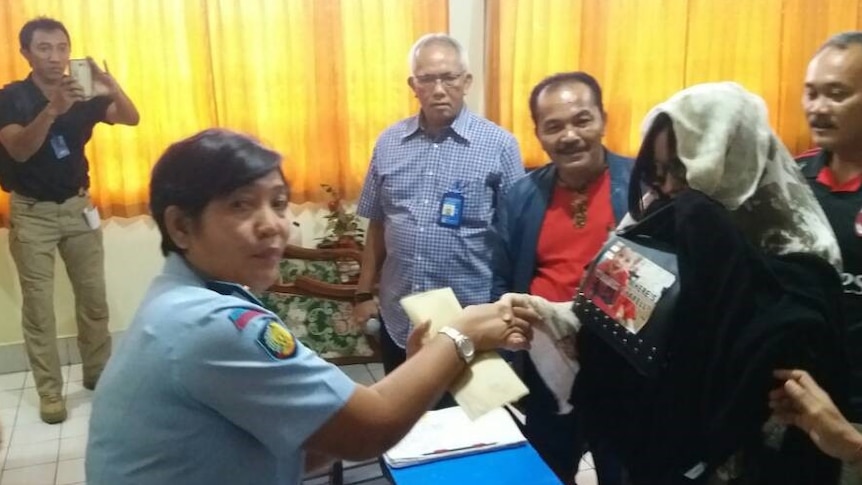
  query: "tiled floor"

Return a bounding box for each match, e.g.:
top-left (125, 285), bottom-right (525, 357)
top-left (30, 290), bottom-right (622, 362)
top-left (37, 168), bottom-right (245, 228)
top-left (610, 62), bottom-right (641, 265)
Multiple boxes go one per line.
top-left (0, 363), bottom-right (597, 485)
top-left (0, 365), bottom-right (87, 485)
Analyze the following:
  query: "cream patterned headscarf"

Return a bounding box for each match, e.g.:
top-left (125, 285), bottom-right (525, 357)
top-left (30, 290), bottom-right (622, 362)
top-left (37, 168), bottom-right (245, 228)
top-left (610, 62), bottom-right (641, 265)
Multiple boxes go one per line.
top-left (640, 82), bottom-right (842, 269)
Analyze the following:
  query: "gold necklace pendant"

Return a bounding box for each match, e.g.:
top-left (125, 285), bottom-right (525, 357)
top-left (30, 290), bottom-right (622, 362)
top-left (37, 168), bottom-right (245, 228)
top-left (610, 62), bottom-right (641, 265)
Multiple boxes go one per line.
top-left (571, 192), bottom-right (588, 228)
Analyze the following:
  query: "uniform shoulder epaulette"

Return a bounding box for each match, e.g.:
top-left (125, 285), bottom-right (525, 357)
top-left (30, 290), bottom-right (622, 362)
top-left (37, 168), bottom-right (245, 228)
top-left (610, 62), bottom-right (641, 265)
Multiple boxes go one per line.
top-left (206, 280), bottom-right (257, 301)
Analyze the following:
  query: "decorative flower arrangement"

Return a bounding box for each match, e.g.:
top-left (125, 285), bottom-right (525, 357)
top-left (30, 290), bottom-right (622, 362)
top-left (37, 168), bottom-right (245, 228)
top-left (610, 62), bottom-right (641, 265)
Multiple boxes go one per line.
top-left (317, 184), bottom-right (365, 250)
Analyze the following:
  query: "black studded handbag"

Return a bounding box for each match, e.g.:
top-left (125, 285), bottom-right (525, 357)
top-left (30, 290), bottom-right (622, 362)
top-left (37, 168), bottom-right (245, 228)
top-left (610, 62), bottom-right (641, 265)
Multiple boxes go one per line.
top-left (573, 206), bottom-right (681, 378)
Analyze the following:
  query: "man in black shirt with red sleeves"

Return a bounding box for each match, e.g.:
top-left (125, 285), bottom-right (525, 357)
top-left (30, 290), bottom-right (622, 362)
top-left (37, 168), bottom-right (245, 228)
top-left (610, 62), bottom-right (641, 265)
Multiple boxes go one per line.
top-left (798, 31), bottom-right (862, 485)
top-left (0, 17), bottom-right (139, 424)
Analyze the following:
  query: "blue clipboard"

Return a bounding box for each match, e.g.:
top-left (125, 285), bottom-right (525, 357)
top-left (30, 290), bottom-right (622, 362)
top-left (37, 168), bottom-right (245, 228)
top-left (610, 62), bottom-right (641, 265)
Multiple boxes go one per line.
top-left (387, 443), bottom-right (562, 485)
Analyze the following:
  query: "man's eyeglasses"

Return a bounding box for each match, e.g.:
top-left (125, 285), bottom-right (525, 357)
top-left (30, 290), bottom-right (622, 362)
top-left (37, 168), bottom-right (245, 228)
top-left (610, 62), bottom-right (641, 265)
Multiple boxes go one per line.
top-left (413, 72), bottom-right (464, 88)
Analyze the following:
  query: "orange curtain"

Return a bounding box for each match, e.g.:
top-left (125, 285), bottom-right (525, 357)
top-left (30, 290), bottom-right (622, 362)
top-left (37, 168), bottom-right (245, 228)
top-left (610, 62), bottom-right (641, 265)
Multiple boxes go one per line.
top-left (205, 0), bottom-right (445, 202)
top-left (0, 0), bottom-right (448, 222)
top-left (487, 0), bottom-right (862, 168)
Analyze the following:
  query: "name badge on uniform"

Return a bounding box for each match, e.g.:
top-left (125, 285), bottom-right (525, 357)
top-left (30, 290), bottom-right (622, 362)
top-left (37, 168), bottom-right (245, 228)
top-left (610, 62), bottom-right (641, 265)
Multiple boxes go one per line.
top-left (438, 183), bottom-right (465, 228)
top-left (50, 135), bottom-right (71, 159)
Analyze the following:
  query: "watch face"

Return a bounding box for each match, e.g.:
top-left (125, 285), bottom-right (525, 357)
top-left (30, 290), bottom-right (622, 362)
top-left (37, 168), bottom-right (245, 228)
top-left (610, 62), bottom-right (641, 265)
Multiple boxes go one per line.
top-left (460, 337), bottom-right (475, 359)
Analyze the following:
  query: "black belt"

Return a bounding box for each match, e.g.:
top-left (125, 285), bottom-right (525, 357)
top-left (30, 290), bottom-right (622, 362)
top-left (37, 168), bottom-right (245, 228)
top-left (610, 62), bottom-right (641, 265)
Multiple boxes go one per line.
top-left (13, 187), bottom-right (87, 204)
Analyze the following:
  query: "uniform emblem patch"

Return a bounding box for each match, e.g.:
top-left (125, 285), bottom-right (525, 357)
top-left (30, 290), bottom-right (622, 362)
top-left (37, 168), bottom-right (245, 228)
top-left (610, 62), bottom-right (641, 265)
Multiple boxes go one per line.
top-left (257, 322), bottom-right (297, 360)
top-left (856, 208), bottom-right (862, 237)
top-left (228, 309), bottom-right (265, 331)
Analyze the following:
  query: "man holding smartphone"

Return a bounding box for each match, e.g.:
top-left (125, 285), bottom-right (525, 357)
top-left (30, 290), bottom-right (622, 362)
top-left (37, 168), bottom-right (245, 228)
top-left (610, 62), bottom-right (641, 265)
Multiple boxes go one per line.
top-left (0, 17), bottom-right (139, 424)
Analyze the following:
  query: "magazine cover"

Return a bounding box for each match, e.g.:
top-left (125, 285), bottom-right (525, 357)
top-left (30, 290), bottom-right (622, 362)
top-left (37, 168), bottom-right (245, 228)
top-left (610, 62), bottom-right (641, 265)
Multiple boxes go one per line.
top-left (583, 241), bottom-right (676, 334)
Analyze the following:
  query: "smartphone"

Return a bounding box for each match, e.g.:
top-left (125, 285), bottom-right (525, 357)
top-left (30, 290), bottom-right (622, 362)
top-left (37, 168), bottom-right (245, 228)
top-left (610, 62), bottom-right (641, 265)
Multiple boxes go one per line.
top-left (69, 59), bottom-right (94, 99)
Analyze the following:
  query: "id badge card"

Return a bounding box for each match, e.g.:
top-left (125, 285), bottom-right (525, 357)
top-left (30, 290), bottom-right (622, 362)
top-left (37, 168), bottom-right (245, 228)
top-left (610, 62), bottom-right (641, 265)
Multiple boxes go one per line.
top-left (438, 190), bottom-right (464, 228)
top-left (50, 135), bottom-right (71, 159)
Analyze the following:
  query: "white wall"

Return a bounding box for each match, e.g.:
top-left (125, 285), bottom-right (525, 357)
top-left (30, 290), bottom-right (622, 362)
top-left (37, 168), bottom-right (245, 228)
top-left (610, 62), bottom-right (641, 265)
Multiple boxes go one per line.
top-left (0, 217), bottom-right (162, 344)
top-left (449, 0), bottom-right (486, 116)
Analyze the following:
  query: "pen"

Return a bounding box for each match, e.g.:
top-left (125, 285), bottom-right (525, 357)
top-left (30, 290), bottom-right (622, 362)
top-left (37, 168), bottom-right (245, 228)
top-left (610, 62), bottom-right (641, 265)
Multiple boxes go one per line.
top-left (421, 442), bottom-right (497, 456)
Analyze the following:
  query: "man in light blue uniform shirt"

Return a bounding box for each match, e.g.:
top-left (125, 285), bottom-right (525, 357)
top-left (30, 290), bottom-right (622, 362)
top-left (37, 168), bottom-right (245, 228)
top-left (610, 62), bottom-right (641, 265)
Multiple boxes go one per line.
top-left (352, 33), bottom-right (524, 375)
top-left (86, 253), bottom-right (356, 484)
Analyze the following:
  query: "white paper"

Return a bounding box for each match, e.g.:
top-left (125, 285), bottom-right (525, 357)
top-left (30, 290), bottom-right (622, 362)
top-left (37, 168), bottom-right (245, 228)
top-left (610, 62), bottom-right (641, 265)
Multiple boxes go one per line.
top-left (83, 206), bottom-right (101, 230)
top-left (509, 295), bottom-right (583, 415)
top-left (400, 288), bottom-right (529, 420)
top-left (384, 406), bottom-right (526, 468)
top-left (528, 322), bottom-right (579, 415)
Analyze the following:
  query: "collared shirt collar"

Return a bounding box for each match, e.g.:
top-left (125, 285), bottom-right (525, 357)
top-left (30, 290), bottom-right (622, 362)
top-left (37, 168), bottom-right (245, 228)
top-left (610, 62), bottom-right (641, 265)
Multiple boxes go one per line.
top-left (803, 149), bottom-right (862, 192)
top-left (163, 252), bottom-right (206, 286)
top-left (21, 73), bottom-right (49, 104)
top-left (800, 148), bottom-right (829, 180)
top-left (401, 105), bottom-right (472, 143)
top-left (163, 252), bottom-right (265, 304)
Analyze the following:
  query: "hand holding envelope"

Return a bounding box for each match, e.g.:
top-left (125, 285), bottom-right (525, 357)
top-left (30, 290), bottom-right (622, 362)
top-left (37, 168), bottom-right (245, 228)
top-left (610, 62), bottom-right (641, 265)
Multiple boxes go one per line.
top-left (400, 288), bottom-right (537, 420)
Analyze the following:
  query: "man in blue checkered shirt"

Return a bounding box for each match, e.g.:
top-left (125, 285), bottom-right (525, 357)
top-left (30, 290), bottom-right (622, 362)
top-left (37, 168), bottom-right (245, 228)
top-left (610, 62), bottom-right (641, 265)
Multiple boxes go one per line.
top-left (353, 33), bottom-right (524, 375)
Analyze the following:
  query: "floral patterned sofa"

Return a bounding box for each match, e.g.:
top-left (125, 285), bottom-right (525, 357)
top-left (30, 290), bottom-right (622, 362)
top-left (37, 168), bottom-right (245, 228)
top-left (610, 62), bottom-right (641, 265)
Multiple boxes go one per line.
top-left (258, 244), bottom-right (380, 365)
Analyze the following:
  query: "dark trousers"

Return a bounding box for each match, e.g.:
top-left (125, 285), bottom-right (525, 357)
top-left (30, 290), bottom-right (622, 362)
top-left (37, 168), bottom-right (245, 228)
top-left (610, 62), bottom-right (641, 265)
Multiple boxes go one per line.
top-left (519, 352), bottom-right (626, 485)
top-left (379, 318), bottom-right (407, 375)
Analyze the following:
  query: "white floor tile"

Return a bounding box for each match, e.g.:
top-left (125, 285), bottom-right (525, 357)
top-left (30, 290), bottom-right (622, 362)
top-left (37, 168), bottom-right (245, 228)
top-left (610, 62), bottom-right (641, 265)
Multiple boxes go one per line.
top-left (4, 439), bottom-right (59, 470)
top-left (16, 390), bottom-right (45, 428)
top-left (55, 458), bottom-right (84, 485)
top-left (0, 462), bottom-right (57, 485)
top-left (59, 417), bottom-right (88, 440)
top-left (65, 397), bottom-right (92, 421)
top-left (9, 422), bottom-right (62, 447)
top-left (58, 436), bottom-right (87, 462)
top-left (0, 391), bottom-right (21, 412)
top-left (0, 374), bottom-right (25, 392)
top-left (367, 363), bottom-right (384, 382)
top-left (0, 409), bottom-right (17, 435)
top-left (63, 383), bottom-right (90, 403)
top-left (19, 387), bottom-right (39, 409)
top-left (0, 444), bottom-right (8, 471)
top-left (66, 366), bottom-right (82, 384)
top-left (340, 364), bottom-right (375, 385)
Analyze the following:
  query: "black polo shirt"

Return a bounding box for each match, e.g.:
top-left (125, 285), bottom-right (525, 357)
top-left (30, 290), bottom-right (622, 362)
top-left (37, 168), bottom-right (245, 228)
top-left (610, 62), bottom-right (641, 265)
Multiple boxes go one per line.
top-left (0, 74), bottom-right (111, 202)
top-left (799, 149), bottom-right (862, 421)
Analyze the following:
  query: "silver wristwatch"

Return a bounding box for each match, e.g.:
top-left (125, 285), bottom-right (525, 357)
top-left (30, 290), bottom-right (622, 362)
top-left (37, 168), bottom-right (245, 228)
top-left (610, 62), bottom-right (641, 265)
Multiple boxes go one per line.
top-left (438, 326), bottom-right (475, 364)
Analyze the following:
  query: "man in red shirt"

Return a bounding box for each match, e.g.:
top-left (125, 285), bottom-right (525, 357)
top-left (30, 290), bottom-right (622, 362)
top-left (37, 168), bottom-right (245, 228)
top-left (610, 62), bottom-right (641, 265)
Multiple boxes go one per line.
top-left (492, 71), bottom-right (632, 485)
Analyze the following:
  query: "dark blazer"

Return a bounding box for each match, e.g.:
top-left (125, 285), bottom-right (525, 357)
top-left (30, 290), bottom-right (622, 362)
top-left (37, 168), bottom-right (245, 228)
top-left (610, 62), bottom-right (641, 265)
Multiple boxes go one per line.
top-left (491, 149), bottom-right (633, 300)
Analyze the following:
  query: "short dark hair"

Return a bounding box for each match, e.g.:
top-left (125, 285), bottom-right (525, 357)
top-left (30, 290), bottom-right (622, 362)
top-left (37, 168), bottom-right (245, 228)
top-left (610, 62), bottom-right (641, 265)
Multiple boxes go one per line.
top-left (149, 129), bottom-right (284, 256)
top-left (19, 17), bottom-right (70, 51)
top-left (817, 31), bottom-right (862, 53)
top-left (528, 71), bottom-right (605, 126)
top-left (628, 112), bottom-right (677, 221)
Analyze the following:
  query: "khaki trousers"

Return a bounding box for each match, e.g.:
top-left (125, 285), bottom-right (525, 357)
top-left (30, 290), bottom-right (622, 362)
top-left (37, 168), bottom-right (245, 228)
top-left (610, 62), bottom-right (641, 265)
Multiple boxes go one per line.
top-left (8, 192), bottom-right (111, 397)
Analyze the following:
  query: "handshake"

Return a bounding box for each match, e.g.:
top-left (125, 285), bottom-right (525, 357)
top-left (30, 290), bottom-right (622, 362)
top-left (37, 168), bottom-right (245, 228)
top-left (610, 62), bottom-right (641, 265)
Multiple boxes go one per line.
top-left (352, 292), bottom-right (581, 357)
